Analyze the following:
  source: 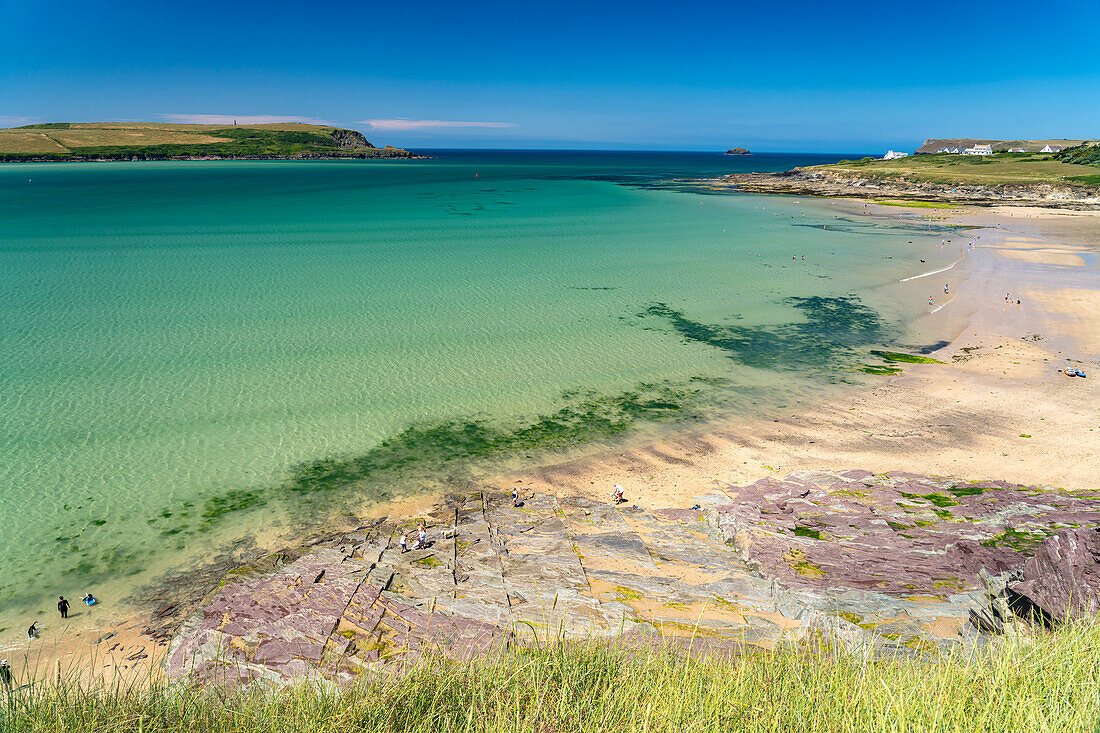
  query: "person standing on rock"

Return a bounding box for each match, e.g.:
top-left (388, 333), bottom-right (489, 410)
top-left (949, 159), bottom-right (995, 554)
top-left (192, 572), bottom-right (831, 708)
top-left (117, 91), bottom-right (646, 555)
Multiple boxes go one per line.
top-left (58, 596), bottom-right (70, 619)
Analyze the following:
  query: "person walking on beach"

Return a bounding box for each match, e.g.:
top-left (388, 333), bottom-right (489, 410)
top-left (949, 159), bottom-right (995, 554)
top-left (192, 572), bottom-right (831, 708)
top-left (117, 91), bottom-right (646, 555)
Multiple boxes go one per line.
top-left (0, 659), bottom-right (12, 693)
top-left (928, 296), bottom-right (934, 306)
top-left (945, 283), bottom-right (949, 295)
top-left (58, 595), bottom-right (70, 619)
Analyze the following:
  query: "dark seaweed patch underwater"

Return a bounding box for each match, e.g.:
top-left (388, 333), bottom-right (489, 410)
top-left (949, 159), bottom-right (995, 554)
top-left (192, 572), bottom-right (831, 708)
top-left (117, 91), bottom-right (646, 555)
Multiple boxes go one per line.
top-left (16, 381), bottom-right (720, 605)
top-left (643, 296), bottom-right (890, 372)
top-left (173, 383), bottom-right (708, 535)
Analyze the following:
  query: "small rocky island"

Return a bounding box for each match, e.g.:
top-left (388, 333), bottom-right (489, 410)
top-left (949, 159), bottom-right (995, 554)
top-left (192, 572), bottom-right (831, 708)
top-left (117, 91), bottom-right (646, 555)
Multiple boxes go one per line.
top-left (725, 147), bottom-right (751, 155)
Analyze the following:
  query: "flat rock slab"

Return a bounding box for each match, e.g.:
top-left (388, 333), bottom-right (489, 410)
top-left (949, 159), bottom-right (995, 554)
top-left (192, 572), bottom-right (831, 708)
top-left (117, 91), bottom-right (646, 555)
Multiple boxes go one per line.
top-left (167, 471), bottom-right (1099, 686)
top-left (712, 471), bottom-right (1099, 596)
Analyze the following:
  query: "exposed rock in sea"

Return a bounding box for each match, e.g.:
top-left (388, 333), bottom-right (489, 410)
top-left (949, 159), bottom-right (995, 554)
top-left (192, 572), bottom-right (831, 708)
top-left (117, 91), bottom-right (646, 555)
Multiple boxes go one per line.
top-left (1008, 528), bottom-right (1100, 622)
top-left (712, 169), bottom-right (1100, 206)
top-left (725, 147), bottom-right (751, 155)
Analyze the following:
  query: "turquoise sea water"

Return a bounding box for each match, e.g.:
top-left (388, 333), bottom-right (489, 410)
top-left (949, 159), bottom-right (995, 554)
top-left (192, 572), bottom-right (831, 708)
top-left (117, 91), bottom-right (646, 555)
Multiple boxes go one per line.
top-left (0, 152), bottom-right (955, 625)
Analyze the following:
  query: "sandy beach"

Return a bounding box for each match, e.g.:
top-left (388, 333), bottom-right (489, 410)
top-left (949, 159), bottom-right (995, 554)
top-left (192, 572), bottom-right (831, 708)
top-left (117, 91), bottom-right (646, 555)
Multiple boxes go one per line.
top-left (513, 203), bottom-right (1099, 507)
top-left (4, 200), bottom-right (1097, 681)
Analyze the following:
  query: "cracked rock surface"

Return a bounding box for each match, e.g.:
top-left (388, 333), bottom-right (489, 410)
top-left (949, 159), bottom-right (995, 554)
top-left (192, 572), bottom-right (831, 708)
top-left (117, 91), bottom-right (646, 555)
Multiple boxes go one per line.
top-left (167, 470), bottom-right (1100, 685)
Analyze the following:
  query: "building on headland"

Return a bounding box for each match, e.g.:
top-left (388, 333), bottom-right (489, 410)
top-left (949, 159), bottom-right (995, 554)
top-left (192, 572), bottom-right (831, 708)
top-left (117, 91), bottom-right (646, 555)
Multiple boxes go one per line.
top-left (1040, 144), bottom-right (1062, 153)
top-left (883, 150), bottom-right (909, 160)
top-left (916, 139), bottom-right (1084, 155)
top-left (962, 144), bottom-right (993, 155)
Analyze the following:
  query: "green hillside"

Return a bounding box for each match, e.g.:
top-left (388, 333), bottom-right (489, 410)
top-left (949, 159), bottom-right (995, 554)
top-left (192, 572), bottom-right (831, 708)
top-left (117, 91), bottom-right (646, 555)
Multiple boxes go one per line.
top-left (0, 122), bottom-right (413, 161)
top-left (808, 149), bottom-right (1100, 186)
top-left (1055, 141), bottom-right (1100, 167)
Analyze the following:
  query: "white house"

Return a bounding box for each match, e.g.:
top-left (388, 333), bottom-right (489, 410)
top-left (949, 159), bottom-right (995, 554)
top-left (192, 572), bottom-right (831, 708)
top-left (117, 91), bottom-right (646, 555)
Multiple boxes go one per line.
top-left (1040, 144), bottom-right (1061, 153)
top-left (883, 150), bottom-right (909, 160)
top-left (936, 147), bottom-right (961, 154)
top-left (962, 144), bottom-right (993, 155)
top-left (1008, 147), bottom-right (1027, 153)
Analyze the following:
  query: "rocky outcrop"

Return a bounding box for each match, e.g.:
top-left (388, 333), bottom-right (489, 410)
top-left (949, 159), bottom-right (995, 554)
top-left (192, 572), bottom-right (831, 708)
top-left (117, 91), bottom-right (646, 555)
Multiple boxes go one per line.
top-left (164, 471), bottom-right (1100, 686)
top-left (725, 148), bottom-right (750, 155)
top-left (1008, 529), bottom-right (1100, 622)
top-left (709, 471), bottom-right (1099, 596)
top-left (329, 128), bottom-right (376, 149)
top-left (711, 170), bottom-right (1100, 208)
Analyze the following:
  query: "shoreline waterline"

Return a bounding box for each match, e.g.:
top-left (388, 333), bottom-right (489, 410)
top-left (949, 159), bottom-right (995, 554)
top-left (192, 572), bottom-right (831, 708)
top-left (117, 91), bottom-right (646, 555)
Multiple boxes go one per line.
top-left (4, 162), bottom-right (1095, 660)
top-left (6, 200), bottom-right (1098, 674)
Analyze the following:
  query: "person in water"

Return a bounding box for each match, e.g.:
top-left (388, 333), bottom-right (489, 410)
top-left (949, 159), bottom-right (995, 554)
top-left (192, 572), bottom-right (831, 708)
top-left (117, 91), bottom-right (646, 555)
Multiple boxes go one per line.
top-left (27, 622), bottom-right (38, 640)
top-left (82, 592), bottom-right (96, 606)
top-left (57, 596), bottom-right (70, 619)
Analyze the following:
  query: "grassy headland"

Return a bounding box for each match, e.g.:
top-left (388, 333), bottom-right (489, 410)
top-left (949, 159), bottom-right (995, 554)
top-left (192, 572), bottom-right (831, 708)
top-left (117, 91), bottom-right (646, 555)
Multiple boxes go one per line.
top-left (4, 624), bottom-right (1099, 732)
top-left (813, 148), bottom-right (1100, 187)
top-left (716, 143), bottom-right (1100, 205)
top-left (0, 122), bottom-right (416, 162)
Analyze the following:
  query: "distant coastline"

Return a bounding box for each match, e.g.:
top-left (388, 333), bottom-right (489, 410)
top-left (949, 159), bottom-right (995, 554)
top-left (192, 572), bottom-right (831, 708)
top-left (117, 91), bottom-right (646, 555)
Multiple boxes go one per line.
top-left (2, 149), bottom-right (428, 163)
top-left (0, 121), bottom-right (427, 163)
top-left (707, 169), bottom-right (1100, 207)
top-left (708, 143), bottom-right (1100, 208)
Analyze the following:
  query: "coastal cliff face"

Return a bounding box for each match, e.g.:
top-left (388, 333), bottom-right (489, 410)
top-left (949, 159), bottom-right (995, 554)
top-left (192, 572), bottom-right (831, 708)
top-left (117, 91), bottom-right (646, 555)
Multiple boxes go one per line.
top-left (330, 128), bottom-right (376, 149)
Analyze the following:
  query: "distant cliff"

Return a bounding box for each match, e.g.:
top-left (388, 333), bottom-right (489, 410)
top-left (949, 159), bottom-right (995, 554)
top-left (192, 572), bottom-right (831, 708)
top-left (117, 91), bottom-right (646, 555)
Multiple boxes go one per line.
top-left (0, 122), bottom-right (422, 162)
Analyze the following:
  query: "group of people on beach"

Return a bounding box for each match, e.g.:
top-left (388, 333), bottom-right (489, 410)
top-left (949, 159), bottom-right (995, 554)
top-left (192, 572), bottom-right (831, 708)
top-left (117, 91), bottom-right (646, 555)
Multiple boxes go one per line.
top-left (0, 594), bottom-right (93, 695)
top-left (398, 522), bottom-right (428, 553)
top-left (24, 593), bottom-right (97, 642)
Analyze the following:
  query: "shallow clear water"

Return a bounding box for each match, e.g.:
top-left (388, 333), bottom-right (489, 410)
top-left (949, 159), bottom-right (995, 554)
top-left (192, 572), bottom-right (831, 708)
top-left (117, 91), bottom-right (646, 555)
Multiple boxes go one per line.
top-left (0, 152), bottom-right (954, 625)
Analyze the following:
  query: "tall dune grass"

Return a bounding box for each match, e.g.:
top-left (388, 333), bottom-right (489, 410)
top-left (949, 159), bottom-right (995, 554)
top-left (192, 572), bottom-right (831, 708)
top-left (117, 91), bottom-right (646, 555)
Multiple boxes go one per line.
top-left (3, 620), bottom-right (1099, 732)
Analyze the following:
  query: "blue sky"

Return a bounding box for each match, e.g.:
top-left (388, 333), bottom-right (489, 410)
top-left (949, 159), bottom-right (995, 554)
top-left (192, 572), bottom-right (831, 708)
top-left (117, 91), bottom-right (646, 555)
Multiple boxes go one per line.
top-left (2, 0), bottom-right (1098, 152)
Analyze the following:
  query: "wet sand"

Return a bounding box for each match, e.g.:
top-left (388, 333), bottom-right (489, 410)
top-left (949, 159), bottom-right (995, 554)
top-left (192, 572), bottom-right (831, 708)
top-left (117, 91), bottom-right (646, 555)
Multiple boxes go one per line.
top-left (512, 205), bottom-right (1099, 507)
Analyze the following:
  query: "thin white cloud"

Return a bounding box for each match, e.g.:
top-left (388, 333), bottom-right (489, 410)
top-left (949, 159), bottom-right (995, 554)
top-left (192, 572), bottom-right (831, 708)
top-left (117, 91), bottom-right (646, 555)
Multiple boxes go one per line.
top-left (360, 119), bottom-right (515, 131)
top-left (0, 115), bottom-right (40, 127)
top-left (158, 114), bottom-right (332, 125)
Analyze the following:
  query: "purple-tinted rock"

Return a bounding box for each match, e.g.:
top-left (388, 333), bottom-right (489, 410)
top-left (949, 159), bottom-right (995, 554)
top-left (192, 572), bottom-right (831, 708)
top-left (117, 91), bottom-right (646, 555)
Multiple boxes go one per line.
top-left (1009, 529), bottom-right (1100, 621)
top-left (711, 470), bottom-right (1100, 596)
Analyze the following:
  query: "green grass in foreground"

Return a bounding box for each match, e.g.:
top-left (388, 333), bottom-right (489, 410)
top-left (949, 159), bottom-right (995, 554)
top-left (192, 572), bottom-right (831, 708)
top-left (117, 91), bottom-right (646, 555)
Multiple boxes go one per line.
top-left (4, 623), bottom-right (1100, 732)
